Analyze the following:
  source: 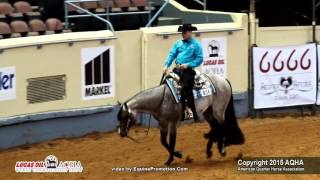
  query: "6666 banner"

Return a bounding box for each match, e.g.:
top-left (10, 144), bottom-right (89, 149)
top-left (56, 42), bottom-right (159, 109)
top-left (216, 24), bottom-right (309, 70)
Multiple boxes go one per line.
top-left (253, 43), bottom-right (317, 109)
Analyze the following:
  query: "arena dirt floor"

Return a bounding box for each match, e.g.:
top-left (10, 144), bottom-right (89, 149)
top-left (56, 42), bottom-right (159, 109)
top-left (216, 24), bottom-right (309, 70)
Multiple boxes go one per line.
top-left (0, 115), bottom-right (320, 180)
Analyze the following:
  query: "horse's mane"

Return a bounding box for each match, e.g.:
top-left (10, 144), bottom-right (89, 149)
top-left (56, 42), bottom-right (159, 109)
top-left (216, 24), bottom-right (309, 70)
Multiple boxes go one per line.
top-left (124, 84), bottom-right (165, 105)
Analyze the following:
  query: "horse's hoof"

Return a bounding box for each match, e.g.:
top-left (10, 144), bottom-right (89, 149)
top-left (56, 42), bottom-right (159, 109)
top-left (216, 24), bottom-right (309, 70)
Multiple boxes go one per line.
top-left (218, 141), bottom-right (226, 157)
top-left (219, 147), bottom-right (226, 157)
top-left (174, 151), bottom-right (183, 158)
top-left (207, 151), bottom-right (212, 159)
top-left (220, 151), bottom-right (226, 157)
top-left (164, 157), bottom-right (174, 166)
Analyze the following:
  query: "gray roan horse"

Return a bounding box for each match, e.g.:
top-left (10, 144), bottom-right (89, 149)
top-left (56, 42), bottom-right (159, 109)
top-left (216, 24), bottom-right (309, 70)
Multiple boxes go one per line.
top-left (117, 74), bottom-right (245, 166)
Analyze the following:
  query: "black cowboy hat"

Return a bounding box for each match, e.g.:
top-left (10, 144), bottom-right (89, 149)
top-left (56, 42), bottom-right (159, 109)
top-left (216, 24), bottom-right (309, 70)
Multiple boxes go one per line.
top-left (178, 24), bottom-right (197, 32)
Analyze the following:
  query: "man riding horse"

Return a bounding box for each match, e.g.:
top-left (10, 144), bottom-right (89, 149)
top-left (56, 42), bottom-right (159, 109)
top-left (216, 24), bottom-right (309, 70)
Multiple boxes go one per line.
top-left (163, 24), bottom-right (203, 122)
top-left (117, 24), bottom-right (244, 166)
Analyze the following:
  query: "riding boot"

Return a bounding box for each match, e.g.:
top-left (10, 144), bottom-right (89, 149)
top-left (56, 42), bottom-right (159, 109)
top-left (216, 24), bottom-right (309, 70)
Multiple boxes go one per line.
top-left (186, 90), bottom-right (199, 122)
top-left (180, 92), bottom-right (187, 121)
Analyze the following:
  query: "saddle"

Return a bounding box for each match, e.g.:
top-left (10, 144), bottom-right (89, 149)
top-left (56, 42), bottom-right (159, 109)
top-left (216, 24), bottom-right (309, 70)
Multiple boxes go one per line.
top-left (165, 70), bottom-right (216, 103)
top-left (167, 70), bottom-right (207, 90)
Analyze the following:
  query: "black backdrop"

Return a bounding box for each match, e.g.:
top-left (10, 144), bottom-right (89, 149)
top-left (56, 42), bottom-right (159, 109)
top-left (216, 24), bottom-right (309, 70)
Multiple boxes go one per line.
top-left (177, 0), bottom-right (315, 27)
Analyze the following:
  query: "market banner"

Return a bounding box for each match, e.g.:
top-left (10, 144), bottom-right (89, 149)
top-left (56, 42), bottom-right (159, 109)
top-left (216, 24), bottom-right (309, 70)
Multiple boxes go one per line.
top-left (253, 43), bottom-right (317, 109)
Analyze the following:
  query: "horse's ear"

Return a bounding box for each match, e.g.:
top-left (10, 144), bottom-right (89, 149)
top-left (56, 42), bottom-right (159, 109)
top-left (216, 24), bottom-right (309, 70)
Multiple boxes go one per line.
top-left (117, 101), bottom-right (121, 106)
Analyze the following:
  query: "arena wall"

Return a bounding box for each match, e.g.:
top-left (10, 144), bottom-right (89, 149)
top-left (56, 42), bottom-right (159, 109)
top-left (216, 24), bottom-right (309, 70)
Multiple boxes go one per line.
top-left (0, 30), bottom-right (143, 117)
top-left (256, 26), bottom-right (318, 46)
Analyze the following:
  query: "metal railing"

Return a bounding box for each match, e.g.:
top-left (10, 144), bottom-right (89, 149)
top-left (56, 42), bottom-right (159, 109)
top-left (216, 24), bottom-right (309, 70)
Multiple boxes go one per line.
top-left (191, 0), bottom-right (207, 10)
top-left (64, 0), bottom-right (154, 32)
top-left (145, 0), bottom-right (169, 27)
top-left (65, 0), bottom-right (115, 33)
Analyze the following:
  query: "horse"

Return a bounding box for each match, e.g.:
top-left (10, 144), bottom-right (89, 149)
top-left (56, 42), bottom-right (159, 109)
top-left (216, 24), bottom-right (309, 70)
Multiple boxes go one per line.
top-left (117, 73), bottom-right (245, 166)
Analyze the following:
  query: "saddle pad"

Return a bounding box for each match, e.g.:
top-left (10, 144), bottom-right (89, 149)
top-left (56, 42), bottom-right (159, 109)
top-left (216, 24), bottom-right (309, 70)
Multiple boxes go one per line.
top-left (165, 74), bottom-right (216, 103)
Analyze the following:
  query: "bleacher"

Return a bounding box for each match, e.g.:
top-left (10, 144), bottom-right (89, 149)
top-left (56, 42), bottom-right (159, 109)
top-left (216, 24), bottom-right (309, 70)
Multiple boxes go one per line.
top-left (65, 0), bottom-right (156, 31)
top-left (0, 0), bottom-right (157, 38)
top-left (0, 1), bottom-right (70, 39)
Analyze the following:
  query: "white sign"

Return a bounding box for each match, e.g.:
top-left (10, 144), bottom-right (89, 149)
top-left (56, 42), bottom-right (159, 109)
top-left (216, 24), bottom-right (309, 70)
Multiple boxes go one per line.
top-left (253, 44), bottom-right (317, 109)
top-left (201, 37), bottom-right (227, 78)
top-left (317, 45), bottom-right (320, 105)
top-left (0, 66), bottom-right (16, 101)
top-left (81, 46), bottom-right (115, 100)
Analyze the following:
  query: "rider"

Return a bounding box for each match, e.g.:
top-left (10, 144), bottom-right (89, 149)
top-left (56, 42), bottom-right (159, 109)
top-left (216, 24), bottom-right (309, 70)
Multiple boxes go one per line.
top-left (163, 24), bottom-right (203, 122)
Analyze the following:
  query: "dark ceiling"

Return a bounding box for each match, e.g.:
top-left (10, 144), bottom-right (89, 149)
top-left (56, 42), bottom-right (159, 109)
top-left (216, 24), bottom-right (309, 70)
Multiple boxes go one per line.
top-left (176, 0), bottom-right (316, 27)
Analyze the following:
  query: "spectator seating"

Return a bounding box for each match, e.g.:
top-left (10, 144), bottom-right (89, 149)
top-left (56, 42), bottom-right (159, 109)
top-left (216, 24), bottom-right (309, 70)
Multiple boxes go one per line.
top-left (0, 2), bottom-right (23, 22)
top-left (0, 18), bottom-right (70, 39)
top-left (13, 1), bottom-right (40, 20)
top-left (67, 0), bottom-right (155, 14)
top-left (0, 1), bottom-right (71, 39)
top-left (65, 0), bottom-right (155, 31)
top-left (46, 18), bottom-right (71, 34)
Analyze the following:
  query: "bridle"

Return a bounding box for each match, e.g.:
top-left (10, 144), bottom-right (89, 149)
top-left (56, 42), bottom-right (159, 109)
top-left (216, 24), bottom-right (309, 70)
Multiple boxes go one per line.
top-left (120, 73), bottom-right (167, 143)
top-left (125, 104), bottom-right (132, 132)
top-left (119, 102), bottom-right (132, 133)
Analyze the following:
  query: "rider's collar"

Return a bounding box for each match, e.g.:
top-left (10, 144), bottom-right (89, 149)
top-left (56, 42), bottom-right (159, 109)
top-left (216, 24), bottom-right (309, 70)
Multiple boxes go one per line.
top-left (182, 38), bottom-right (191, 43)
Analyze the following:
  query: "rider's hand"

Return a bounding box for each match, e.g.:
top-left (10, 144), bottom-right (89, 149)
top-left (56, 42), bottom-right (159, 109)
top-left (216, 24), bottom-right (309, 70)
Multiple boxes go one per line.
top-left (163, 67), bottom-right (169, 75)
top-left (180, 64), bottom-right (188, 70)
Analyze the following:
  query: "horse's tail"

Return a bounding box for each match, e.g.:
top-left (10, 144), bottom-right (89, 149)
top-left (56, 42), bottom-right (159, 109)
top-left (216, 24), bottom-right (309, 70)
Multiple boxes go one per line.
top-left (224, 79), bottom-right (245, 146)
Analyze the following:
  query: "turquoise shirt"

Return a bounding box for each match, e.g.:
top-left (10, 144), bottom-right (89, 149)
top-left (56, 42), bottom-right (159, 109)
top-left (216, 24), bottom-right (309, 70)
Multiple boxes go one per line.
top-left (164, 37), bottom-right (203, 69)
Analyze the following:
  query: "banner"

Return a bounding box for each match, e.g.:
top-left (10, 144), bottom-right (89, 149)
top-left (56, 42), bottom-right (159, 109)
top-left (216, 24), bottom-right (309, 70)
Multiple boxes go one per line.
top-left (81, 46), bottom-right (115, 100)
top-left (201, 37), bottom-right (227, 78)
top-left (0, 66), bottom-right (16, 101)
top-left (253, 44), bottom-right (317, 109)
top-left (317, 45), bottom-right (320, 105)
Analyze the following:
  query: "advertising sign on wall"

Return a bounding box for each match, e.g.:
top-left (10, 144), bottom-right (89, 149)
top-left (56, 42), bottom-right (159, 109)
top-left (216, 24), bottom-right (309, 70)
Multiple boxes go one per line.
top-left (316, 45), bottom-right (320, 105)
top-left (253, 44), bottom-right (317, 109)
top-left (0, 66), bottom-right (16, 101)
top-left (201, 37), bottom-right (227, 78)
top-left (81, 46), bottom-right (115, 100)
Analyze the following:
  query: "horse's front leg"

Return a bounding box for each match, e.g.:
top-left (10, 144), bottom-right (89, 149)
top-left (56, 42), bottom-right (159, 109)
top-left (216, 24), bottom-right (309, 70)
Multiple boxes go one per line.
top-left (160, 122), bottom-right (182, 166)
top-left (160, 126), bottom-right (182, 166)
top-left (167, 123), bottom-right (182, 166)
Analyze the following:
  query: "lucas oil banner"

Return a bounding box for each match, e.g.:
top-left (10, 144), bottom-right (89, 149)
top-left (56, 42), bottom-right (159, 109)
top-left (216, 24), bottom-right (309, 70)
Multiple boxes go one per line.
top-left (81, 46), bottom-right (115, 100)
top-left (201, 37), bottom-right (227, 78)
top-left (253, 44), bottom-right (317, 109)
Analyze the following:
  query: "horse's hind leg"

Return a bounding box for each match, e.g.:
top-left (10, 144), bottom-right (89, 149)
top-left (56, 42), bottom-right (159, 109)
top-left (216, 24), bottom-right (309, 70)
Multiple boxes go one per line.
top-left (203, 108), bottom-right (219, 159)
top-left (204, 108), bottom-right (226, 158)
top-left (204, 110), bottom-right (221, 142)
top-left (213, 112), bottom-right (227, 157)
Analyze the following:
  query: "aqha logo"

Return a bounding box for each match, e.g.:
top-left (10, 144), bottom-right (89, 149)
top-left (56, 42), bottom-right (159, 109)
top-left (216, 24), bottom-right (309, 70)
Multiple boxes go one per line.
top-left (259, 48), bottom-right (311, 73)
top-left (0, 66), bottom-right (16, 101)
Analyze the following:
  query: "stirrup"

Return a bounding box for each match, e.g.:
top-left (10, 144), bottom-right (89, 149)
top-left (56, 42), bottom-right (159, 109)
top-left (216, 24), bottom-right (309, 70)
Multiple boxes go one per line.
top-left (184, 108), bottom-right (194, 120)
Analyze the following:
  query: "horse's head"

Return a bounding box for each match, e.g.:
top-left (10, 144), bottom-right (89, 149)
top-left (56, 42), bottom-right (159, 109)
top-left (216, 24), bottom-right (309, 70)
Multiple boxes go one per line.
top-left (117, 102), bottom-right (135, 138)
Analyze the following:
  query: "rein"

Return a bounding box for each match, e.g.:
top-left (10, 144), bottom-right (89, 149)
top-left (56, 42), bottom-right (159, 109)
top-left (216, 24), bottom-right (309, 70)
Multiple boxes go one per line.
top-left (145, 73), bottom-right (166, 135)
top-left (125, 73), bottom-right (166, 143)
top-left (126, 135), bottom-right (140, 143)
